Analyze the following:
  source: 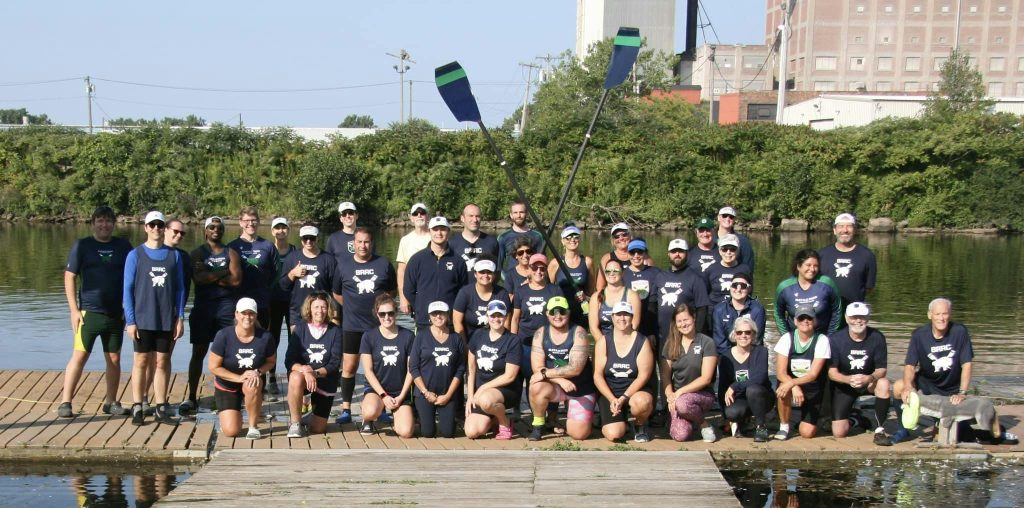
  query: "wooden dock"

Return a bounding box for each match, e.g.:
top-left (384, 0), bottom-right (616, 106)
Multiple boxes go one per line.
top-left (159, 449), bottom-right (741, 507)
top-left (1, 369), bottom-right (1021, 462)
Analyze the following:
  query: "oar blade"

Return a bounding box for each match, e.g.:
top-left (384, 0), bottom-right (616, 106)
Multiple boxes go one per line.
top-left (604, 27), bottom-right (641, 89)
top-left (435, 61), bottom-right (482, 123)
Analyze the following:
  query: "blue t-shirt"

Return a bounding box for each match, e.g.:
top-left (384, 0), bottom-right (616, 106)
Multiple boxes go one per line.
top-left (687, 245), bottom-right (721, 274)
top-left (654, 265), bottom-right (712, 339)
top-left (335, 255), bottom-right (396, 332)
top-left (279, 249), bottom-right (336, 324)
top-left (448, 232), bottom-right (500, 276)
top-left (409, 330), bottom-right (466, 396)
top-left (192, 243), bottom-right (238, 312)
top-left (905, 322), bottom-right (974, 395)
top-left (453, 285), bottom-right (511, 339)
top-left (285, 323), bottom-right (343, 393)
top-left (360, 327), bottom-right (415, 396)
top-left (228, 236), bottom-right (279, 306)
top-left (468, 329), bottom-right (522, 389)
top-left (703, 262), bottom-right (751, 305)
top-left (513, 284), bottom-right (563, 345)
top-left (818, 243), bottom-right (877, 305)
top-left (66, 236), bottom-right (133, 315)
top-left (211, 326), bottom-right (275, 391)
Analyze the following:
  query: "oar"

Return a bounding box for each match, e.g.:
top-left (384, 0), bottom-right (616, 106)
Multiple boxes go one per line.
top-left (544, 27), bottom-right (641, 242)
top-left (435, 61), bottom-right (579, 291)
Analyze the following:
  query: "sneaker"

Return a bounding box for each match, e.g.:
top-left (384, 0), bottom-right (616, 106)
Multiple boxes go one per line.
top-left (634, 425), bottom-right (651, 443)
top-left (102, 401), bottom-right (128, 416)
top-left (246, 427), bottom-right (261, 440)
top-left (58, 402), bottom-right (74, 418)
top-left (889, 428), bottom-right (911, 445)
top-left (773, 428), bottom-right (790, 441)
top-left (378, 411), bottom-right (393, 424)
top-left (177, 399), bottom-right (195, 415)
top-left (495, 425), bottom-right (513, 440)
top-left (155, 404), bottom-right (178, 425)
top-left (287, 423), bottom-right (305, 438)
top-left (874, 431), bottom-right (893, 446)
top-left (142, 400), bottom-right (155, 416)
top-left (335, 409), bottom-right (352, 425)
top-left (528, 425), bottom-right (544, 441)
top-left (999, 431), bottom-right (1019, 445)
top-left (754, 425), bottom-right (770, 443)
top-left (131, 404), bottom-right (144, 426)
top-left (360, 422), bottom-right (377, 435)
top-left (701, 426), bottom-right (718, 443)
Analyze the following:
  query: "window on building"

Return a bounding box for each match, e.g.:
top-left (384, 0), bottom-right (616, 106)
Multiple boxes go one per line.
top-left (991, 57), bottom-right (1006, 71)
top-left (968, 5), bottom-right (978, 13)
top-left (881, 35), bottom-right (891, 44)
top-left (967, 36), bottom-right (976, 43)
top-left (940, 5), bottom-right (950, 13)
top-left (884, 5), bottom-right (894, 12)
top-left (995, 36), bottom-right (1004, 44)
top-left (933, 57), bottom-right (948, 71)
top-left (815, 56), bottom-right (838, 70)
top-left (876, 81), bottom-right (893, 92)
top-left (746, 104), bottom-right (776, 121)
top-left (877, 57), bottom-right (894, 71)
top-left (904, 81), bottom-right (920, 91)
top-left (854, 36), bottom-right (864, 43)
top-left (743, 55), bottom-right (766, 69)
top-left (1015, 82), bottom-right (1024, 96)
top-left (905, 57), bottom-right (921, 71)
top-left (849, 81), bottom-right (867, 91)
top-left (938, 36), bottom-right (948, 44)
top-left (856, 5), bottom-right (866, 13)
top-left (998, 5), bottom-right (1008, 13)
top-left (850, 57), bottom-right (866, 70)
top-left (814, 81), bottom-right (837, 91)
top-left (912, 5), bottom-right (922, 13)
top-left (988, 82), bottom-right (1004, 96)
top-left (910, 36), bottom-right (920, 43)
top-left (1018, 57), bottom-right (1024, 72)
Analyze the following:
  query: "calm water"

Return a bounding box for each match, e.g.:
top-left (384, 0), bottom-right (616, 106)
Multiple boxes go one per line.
top-left (1, 223), bottom-right (1022, 375)
top-left (0, 462), bottom-right (193, 507)
top-left (718, 458), bottom-right (1024, 507)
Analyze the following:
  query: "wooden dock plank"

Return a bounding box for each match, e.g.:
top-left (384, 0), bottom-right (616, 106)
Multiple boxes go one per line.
top-left (0, 371), bottom-right (61, 446)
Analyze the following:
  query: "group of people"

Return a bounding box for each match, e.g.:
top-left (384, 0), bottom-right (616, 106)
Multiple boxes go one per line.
top-left (59, 202), bottom-right (1017, 446)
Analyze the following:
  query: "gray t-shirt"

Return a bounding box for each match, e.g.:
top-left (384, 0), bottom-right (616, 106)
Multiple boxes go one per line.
top-left (663, 333), bottom-right (718, 394)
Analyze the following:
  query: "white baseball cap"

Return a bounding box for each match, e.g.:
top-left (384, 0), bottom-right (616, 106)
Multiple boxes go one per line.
top-left (338, 201), bottom-right (357, 213)
top-left (236, 297), bottom-right (258, 314)
top-left (610, 222), bottom-right (629, 235)
top-left (474, 259), bottom-right (496, 272)
top-left (428, 301), bottom-right (450, 314)
top-left (299, 225), bottom-right (319, 237)
top-left (846, 302), bottom-right (871, 317)
top-left (611, 301), bottom-right (634, 315)
top-left (204, 216), bottom-right (224, 228)
top-left (486, 300), bottom-right (508, 316)
top-left (561, 225), bottom-right (582, 238)
top-left (271, 217), bottom-right (289, 228)
top-left (834, 213), bottom-right (857, 226)
top-left (428, 216), bottom-right (450, 229)
top-left (718, 234), bottom-right (740, 248)
top-left (144, 211), bottom-right (166, 225)
top-left (718, 206), bottom-right (737, 217)
top-left (668, 239), bottom-right (689, 251)
top-left (410, 202), bottom-right (429, 214)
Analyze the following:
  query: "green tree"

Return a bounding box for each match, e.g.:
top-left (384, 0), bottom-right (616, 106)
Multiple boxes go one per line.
top-left (338, 114), bottom-right (376, 128)
top-left (0, 108), bottom-right (52, 125)
top-left (108, 115), bottom-right (206, 127)
top-left (923, 48), bottom-right (994, 120)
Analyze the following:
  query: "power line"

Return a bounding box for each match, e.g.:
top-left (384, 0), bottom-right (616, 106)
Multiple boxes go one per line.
top-left (95, 95), bottom-right (401, 112)
top-left (0, 77), bottom-right (83, 87)
top-left (90, 77), bottom-right (395, 93)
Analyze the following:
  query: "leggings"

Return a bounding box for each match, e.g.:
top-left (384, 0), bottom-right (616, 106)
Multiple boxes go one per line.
top-left (669, 391), bottom-right (716, 442)
top-left (723, 384), bottom-right (775, 426)
top-left (414, 396), bottom-right (457, 438)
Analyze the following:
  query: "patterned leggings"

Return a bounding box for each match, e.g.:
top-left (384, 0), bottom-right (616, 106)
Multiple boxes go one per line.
top-left (669, 391), bottom-right (716, 442)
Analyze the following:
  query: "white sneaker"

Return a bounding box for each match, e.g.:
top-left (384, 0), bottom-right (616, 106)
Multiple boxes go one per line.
top-left (246, 427), bottom-right (261, 440)
top-left (287, 423), bottom-right (305, 438)
top-left (701, 426), bottom-right (718, 443)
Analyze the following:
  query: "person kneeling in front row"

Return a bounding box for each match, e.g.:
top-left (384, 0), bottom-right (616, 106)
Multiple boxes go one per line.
top-left (284, 292), bottom-right (342, 438)
top-left (209, 298), bottom-right (276, 440)
top-left (828, 302), bottom-right (892, 446)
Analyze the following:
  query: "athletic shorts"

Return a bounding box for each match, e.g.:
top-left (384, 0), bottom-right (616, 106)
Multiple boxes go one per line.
top-left (469, 386), bottom-right (519, 416)
top-left (598, 390), bottom-right (652, 425)
top-left (75, 310), bottom-right (124, 354)
top-left (342, 330), bottom-right (364, 355)
top-left (796, 392), bottom-right (822, 424)
top-left (189, 305), bottom-right (234, 344)
top-left (551, 387), bottom-right (597, 422)
top-left (307, 390), bottom-right (335, 419)
top-left (831, 384), bottom-right (872, 421)
top-left (134, 329), bottom-right (174, 354)
top-left (215, 386), bottom-right (244, 412)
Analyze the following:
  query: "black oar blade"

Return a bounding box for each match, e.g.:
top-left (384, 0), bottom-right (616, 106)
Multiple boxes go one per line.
top-left (604, 27), bottom-right (641, 90)
top-left (435, 61), bottom-right (482, 123)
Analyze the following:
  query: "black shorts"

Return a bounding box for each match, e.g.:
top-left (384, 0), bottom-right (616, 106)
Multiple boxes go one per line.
top-left (189, 306), bottom-right (234, 344)
top-left (796, 392), bottom-right (823, 424)
top-left (831, 384), bottom-right (871, 421)
top-left (469, 386), bottom-right (518, 416)
top-left (75, 310), bottom-right (124, 354)
top-left (598, 390), bottom-right (652, 425)
top-left (215, 386), bottom-right (244, 412)
top-left (307, 390), bottom-right (335, 419)
top-left (134, 329), bottom-right (174, 354)
top-left (342, 330), bottom-right (364, 355)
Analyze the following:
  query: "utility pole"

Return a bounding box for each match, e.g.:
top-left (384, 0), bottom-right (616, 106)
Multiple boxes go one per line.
top-left (776, 0), bottom-right (796, 124)
top-left (954, 0), bottom-right (962, 49)
top-left (535, 53), bottom-right (563, 83)
top-left (85, 76), bottom-right (95, 134)
top-left (409, 80), bottom-right (413, 119)
top-left (708, 46), bottom-right (716, 126)
top-left (387, 49), bottom-right (414, 122)
top-left (518, 62), bottom-right (540, 132)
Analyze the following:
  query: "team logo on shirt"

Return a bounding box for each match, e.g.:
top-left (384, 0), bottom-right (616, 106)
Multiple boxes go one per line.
top-left (433, 348), bottom-right (452, 366)
top-left (718, 275), bottom-right (734, 293)
top-left (347, 240), bottom-right (355, 254)
top-left (242, 250), bottom-right (262, 267)
top-left (609, 363), bottom-right (633, 378)
top-left (928, 345), bottom-right (956, 372)
top-left (206, 256), bottom-right (227, 271)
top-left (476, 345), bottom-right (499, 372)
top-left (833, 259), bottom-right (853, 278)
top-left (630, 280), bottom-right (650, 299)
top-left (353, 270), bottom-right (378, 294)
top-left (790, 358), bottom-right (812, 377)
top-left (149, 267), bottom-right (167, 287)
top-left (307, 348), bottom-right (326, 364)
top-left (660, 287), bottom-right (682, 307)
top-left (463, 254), bottom-right (476, 272)
top-left (735, 369), bottom-right (749, 383)
top-left (236, 352), bottom-right (256, 369)
top-left (98, 250), bottom-right (114, 263)
top-left (298, 265), bottom-right (321, 289)
top-left (475, 308), bottom-right (487, 326)
top-left (381, 345), bottom-right (399, 366)
top-left (693, 345), bottom-right (702, 355)
top-left (699, 258), bottom-right (715, 272)
top-left (848, 351), bottom-right (868, 370)
top-left (526, 298), bottom-right (545, 315)
top-left (446, 261), bottom-right (454, 271)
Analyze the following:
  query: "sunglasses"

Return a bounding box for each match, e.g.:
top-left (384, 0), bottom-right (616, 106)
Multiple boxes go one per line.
top-left (796, 315), bottom-right (815, 322)
top-left (377, 311), bottom-right (396, 318)
top-left (148, 222), bottom-right (166, 229)
top-left (720, 214), bottom-right (735, 219)
top-left (547, 308), bottom-right (568, 316)
top-left (697, 228), bottom-right (712, 233)
top-left (731, 282), bottom-right (750, 290)
top-left (612, 232), bottom-right (629, 239)
top-left (530, 265), bottom-right (546, 272)
top-left (170, 229), bottom-right (186, 237)
top-left (340, 210), bottom-right (356, 217)
top-left (563, 234), bottom-right (580, 240)
top-left (734, 330), bottom-right (754, 336)
top-left (720, 246), bottom-right (738, 253)
top-left (516, 249), bottom-right (534, 257)
top-left (301, 236), bottom-right (317, 242)
top-left (411, 210), bottom-right (427, 217)
top-left (206, 224), bottom-right (223, 230)
top-left (628, 249), bottom-right (646, 255)
top-left (604, 268), bottom-right (622, 274)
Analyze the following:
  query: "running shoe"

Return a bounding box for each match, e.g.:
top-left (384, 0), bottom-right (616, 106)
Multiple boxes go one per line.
top-left (131, 404), bottom-right (144, 426)
top-left (701, 425), bottom-right (718, 443)
top-left (177, 399), bottom-right (195, 415)
top-left (773, 428), bottom-right (790, 441)
top-left (874, 431), bottom-right (892, 446)
top-left (155, 404), bottom-right (178, 425)
top-left (999, 430), bottom-right (1019, 445)
top-left (142, 399), bottom-right (155, 416)
top-left (246, 427), bottom-right (261, 440)
top-left (360, 422), bottom-right (377, 435)
top-left (57, 402), bottom-right (73, 418)
top-left (888, 428), bottom-right (911, 445)
top-left (754, 425), bottom-right (770, 443)
top-left (287, 423), bottom-right (305, 438)
top-left (495, 425), bottom-right (513, 440)
top-left (335, 409), bottom-right (352, 425)
top-left (528, 425), bottom-right (544, 441)
top-left (102, 401), bottom-right (128, 416)
top-left (634, 425), bottom-right (651, 443)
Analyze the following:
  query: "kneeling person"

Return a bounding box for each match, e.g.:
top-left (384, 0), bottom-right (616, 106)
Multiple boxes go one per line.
top-left (359, 295), bottom-right (415, 438)
top-left (774, 304), bottom-right (830, 440)
top-left (284, 292), bottom-right (343, 437)
top-left (593, 301), bottom-right (655, 443)
top-left (208, 298), bottom-right (276, 439)
top-left (465, 301), bottom-right (522, 440)
top-left (828, 302), bottom-right (891, 445)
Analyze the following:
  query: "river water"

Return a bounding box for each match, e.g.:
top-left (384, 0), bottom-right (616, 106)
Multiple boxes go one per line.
top-left (1, 223), bottom-right (1022, 377)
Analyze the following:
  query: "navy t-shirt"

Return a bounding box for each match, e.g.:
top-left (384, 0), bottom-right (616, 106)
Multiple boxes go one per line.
top-left (409, 330), bottom-right (466, 396)
top-left (335, 255), bottom-right (396, 332)
top-left (818, 244), bottom-right (877, 304)
top-left (829, 326), bottom-right (887, 376)
top-left (653, 266), bottom-right (712, 339)
top-left (360, 327), bottom-right (415, 396)
top-left (285, 323), bottom-right (343, 392)
top-left (325, 230), bottom-right (356, 267)
top-left (453, 285), bottom-right (511, 339)
top-left (468, 329), bottom-right (522, 389)
top-left (905, 322), bottom-right (974, 395)
top-left (687, 245), bottom-right (721, 274)
top-left (513, 284), bottom-right (563, 345)
top-left (211, 326), bottom-right (275, 391)
top-left (502, 267), bottom-right (530, 297)
top-left (228, 236), bottom-right (279, 306)
top-left (703, 262), bottom-right (751, 305)
top-left (448, 232), bottom-right (499, 276)
top-left (279, 250), bottom-right (336, 323)
top-left (66, 236), bottom-right (133, 315)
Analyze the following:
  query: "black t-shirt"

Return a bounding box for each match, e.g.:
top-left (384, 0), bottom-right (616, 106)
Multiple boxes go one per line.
top-left (359, 327), bottom-right (415, 396)
top-left (513, 284), bottom-right (563, 345)
top-left (905, 322), bottom-right (974, 395)
top-left (687, 245), bottom-right (721, 274)
top-left (325, 230), bottom-right (357, 267)
top-left (66, 236), bottom-right (133, 315)
top-left (453, 285), bottom-right (511, 339)
top-left (409, 330), bottom-right (466, 396)
top-left (829, 326), bottom-right (887, 376)
top-left (285, 323), bottom-right (344, 392)
top-left (335, 255), bottom-right (396, 332)
top-left (703, 262), bottom-right (751, 305)
top-left (468, 329), bottom-right (522, 389)
top-left (279, 250), bottom-right (336, 320)
top-left (653, 266), bottom-right (712, 339)
top-left (211, 326), bottom-right (275, 390)
top-left (448, 232), bottom-right (500, 277)
top-left (818, 243), bottom-right (877, 304)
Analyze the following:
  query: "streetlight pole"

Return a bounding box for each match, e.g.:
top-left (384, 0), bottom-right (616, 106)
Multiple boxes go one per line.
top-left (387, 49), bottom-right (415, 122)
top-left (776, 0), bottom-right (796, 124)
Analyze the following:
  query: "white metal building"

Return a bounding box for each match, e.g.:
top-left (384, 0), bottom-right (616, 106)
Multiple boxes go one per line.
top-left (783, 94), bottom-right (1024, 130)
top-left (576, 0), bottom-right (676, 58)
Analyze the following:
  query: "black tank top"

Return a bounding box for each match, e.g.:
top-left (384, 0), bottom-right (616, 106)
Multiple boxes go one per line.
top-left (542, 325), bottom-right (595, 396)
top-left (603, 331), bottom-right (645, 397)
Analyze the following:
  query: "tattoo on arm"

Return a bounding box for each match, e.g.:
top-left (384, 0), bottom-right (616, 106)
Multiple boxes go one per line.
top-left (549, 328), bottom-right (588, 378)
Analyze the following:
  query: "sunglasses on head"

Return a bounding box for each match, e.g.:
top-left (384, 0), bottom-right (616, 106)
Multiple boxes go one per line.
top-left (547, 308), bottom-right (568, 316)
top-left (731, 282), bottom-right (750, 290)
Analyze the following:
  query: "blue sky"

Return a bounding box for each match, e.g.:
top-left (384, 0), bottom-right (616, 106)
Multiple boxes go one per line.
top-left (3, 1), bottom-right (766, 128)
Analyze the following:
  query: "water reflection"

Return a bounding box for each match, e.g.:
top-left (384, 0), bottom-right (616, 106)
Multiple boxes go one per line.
top-left (0, 462), bottom-right (194, 507)
top-left (718, 458), bottom-right (1024, 507)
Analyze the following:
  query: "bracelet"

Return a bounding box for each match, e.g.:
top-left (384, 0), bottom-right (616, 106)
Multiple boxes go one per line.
top-left (379, 392), bottom-right (388, 398)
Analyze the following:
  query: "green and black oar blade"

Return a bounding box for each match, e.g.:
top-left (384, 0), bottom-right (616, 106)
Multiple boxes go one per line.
top-left (544, 26), bottom-right (642, 241)
top-left (435, 61), bottom-right (482, 123)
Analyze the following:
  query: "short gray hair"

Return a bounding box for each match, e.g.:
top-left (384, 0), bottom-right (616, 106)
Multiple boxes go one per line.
top-left (729, 316), bottom-right (760, 343)
top-left (928, 297), bottom-right (953, 314)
